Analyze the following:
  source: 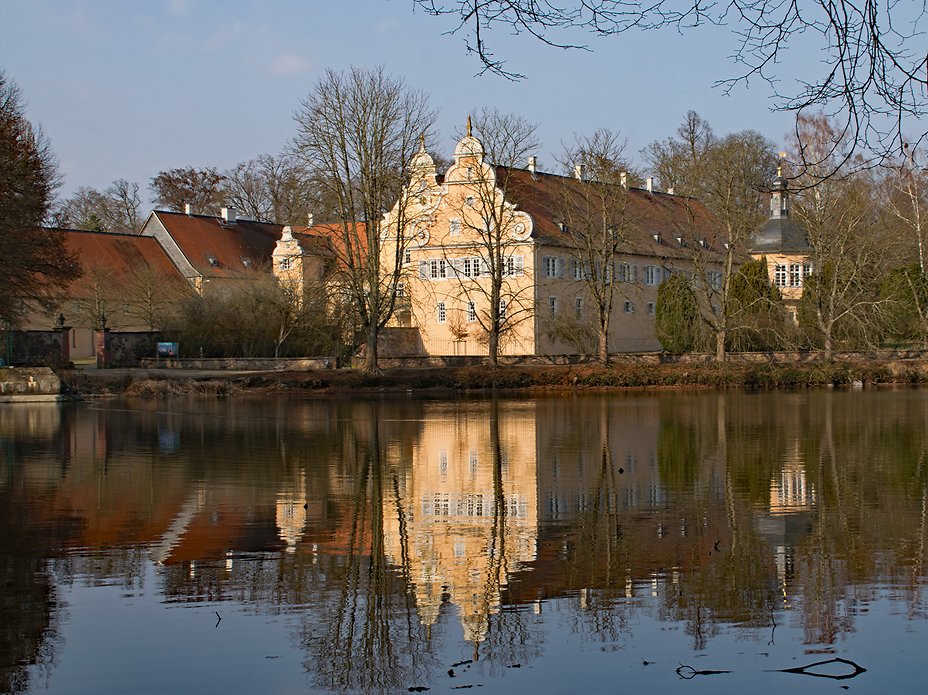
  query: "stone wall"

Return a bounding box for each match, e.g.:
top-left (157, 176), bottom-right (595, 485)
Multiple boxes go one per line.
top-left (0, 367), bottom-right (61, 401)
top-left (103, 332), bottom-right (163, 367)
top-left (377, 327), bottom-right (425, 357)
top-left (4, 330), bottom-right (69, 367)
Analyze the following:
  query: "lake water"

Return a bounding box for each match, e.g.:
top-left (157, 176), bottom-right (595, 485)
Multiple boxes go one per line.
top-left (2, 389), bottom-right (927, 694)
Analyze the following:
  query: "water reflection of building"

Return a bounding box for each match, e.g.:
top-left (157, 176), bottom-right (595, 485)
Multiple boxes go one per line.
top-left (759, 444), bottom-right (816, 606)
top-left (769, 447), bottom-right (816, 515)
top-left (383, 402), bottom-right (539, 643)
top-left (276, 469), bottom-right (308, 553)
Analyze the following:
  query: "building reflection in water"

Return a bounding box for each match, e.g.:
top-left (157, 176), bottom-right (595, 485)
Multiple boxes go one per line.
top-left (384, 401), bottom-right (539, 646)
top-left (2, 392), bottom-right (928, 692)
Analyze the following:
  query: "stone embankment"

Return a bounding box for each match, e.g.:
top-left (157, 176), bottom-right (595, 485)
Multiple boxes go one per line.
top-left (0, 367), bottom-right (63, 402)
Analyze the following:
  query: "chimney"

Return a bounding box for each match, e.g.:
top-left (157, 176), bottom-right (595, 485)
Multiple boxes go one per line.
top-left (646, 177), bottom-right (654, 193)
top-left (184, 203), bottom-right (193, 215)
top-left (528, 156), bottom-right (537, 174)
top-left (574, 164), bottom-right (585, 180)
top-left (307, 212), bottom-right (314, 227)
top-left (221, 206), bottom-right (237, 223)
top-left (620, 172), bottom-right (628, 189)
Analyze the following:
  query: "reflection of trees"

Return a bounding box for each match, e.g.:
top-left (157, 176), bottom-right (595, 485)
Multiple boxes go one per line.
top-left (790, 391), bottom-right (928, 643)
top-left (0, 544), bottom-right (61, 694)
top-left (655, 394), bottom-right (779, 649)
top-left (0, 417), bottom-right (65, 694)
top-left (301, 403), bottom-right (430, 693)
top-left (562, 399), bottom-right (633, 644)
top-left (7, 391), bottom-right (928, 689)
top-left (475, 399), bottom-right (538, 671)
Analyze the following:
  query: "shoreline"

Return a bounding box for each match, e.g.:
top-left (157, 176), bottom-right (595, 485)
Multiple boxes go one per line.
top-left (56, 358), bottom-right (928, 398)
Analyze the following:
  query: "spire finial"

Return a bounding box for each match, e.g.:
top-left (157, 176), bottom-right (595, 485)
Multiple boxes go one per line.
top-left (419, 132), bottom-right (426, 149)
top-left (777, 151), bottom-right (786, 178)
top-left (466, 115), bottom-right (472, 137)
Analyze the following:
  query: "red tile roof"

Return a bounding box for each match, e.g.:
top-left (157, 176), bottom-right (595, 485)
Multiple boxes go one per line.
top-left (151, 211), bottom-right (332, 278)
top-left (496, 168), bottom-right (727, 259)
top-left (55, 228), bottom-right (185, 290)
top-left (295, 221), bottom-right (369, 272)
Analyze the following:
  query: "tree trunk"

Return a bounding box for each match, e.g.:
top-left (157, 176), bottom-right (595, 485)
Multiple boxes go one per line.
top-left (488, 329), bottom-right (499, 367)
top-left (364, 323), bottom-right (381, 373)
top-left (598, 324), bottom-right (610, 365)
top-left (715, 328), bottom-right (727, 362)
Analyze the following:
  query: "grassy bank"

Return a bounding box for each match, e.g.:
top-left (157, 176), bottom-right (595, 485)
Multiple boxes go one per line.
top-left (57, 358), bottom-right (928, 398)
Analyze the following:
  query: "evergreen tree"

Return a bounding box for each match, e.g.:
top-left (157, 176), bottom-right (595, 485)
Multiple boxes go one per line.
top-left (656, 274), bottom-right (701, 353)
top-left (0, 70), bottom-right (79, 322)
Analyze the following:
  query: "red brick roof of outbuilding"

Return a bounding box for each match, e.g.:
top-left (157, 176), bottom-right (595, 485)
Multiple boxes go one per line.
top-left (296, 221), bottom-right (369, 271)
top-left (54, 228), bottom-right (184, 290)
top-left (151, 211), bottom-right (334, 277)
top-left (495, 167), bottom-right (728, 259)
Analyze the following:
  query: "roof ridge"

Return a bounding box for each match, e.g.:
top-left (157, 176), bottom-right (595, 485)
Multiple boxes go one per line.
top-left (495, 165), bottom-right (701, 201)
top-left (50, 227), bottom-right (147, 237)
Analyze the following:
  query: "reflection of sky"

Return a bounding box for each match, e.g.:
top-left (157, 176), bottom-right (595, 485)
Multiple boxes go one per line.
top-left (51, 563), bottom-right (303, 695)
top-left (44, 557), bottom-right (917, 694)
top-left (7, 392), bottom-right (928, 692)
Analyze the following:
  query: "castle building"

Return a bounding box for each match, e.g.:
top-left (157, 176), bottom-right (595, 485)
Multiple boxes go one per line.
top-left (380, 127), bottom-right (726, 358)
top-left (750, 166), bottom-right (813, 321)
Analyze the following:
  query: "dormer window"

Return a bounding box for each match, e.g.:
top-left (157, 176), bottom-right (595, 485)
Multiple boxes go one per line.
top-left (206, 254), bottom-right (218, 267)
top-left (676, 236), bottom-right (685, 247)
top-left (652, 233), bottom-right (662, 244)
top-left (241, 257), bottom-right (252, 268)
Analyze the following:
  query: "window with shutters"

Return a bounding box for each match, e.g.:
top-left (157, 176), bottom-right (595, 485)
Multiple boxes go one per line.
top-left (503, 256), bottom-right (524, 277)
top-left (618, 262), bottom-right (634, 283)
top-left (543, 256), bottom-right (562, 277)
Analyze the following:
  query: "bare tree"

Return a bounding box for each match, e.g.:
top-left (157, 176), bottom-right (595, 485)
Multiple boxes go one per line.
top-left (440, 109), bottom-right (540, 364)
top-left (413, 1), bottom-right (928, 166)
top-left (150, 166), bottom-right (225, 215)
top-left (108, 179), bottom-right (143, 231)
top-left (122, 263), bottom-right (191, 331)
top-left (789, 114), bottom-right (892, 356)
top-left (554, 128), bottom-right (638, 363)
top-left (884, 146), bottom-right (928, 274)
top-left (71, 266), bottom-right (115, 330)
top-left (647, 113), bottom-right (777, 360)
top-left (880, 147), bottom-right (928, 346)
top-left (292, 66), bottom-right (435, 372)
top-left (54, 178), bottom-right (143, 232)
top-left (0, 70), bottom-right (79, 322)
top-left (644, 111), bottom-right (715, 194)
top-left (222, 153), bottom-right (320, 225)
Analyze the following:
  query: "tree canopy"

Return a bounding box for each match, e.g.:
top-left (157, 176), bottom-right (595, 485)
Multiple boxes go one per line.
top-left (0, 70), bottom-right (79, 322)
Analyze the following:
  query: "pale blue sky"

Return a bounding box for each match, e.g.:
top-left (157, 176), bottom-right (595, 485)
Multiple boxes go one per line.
top-left (1, 0), bottom-right (809, 206)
